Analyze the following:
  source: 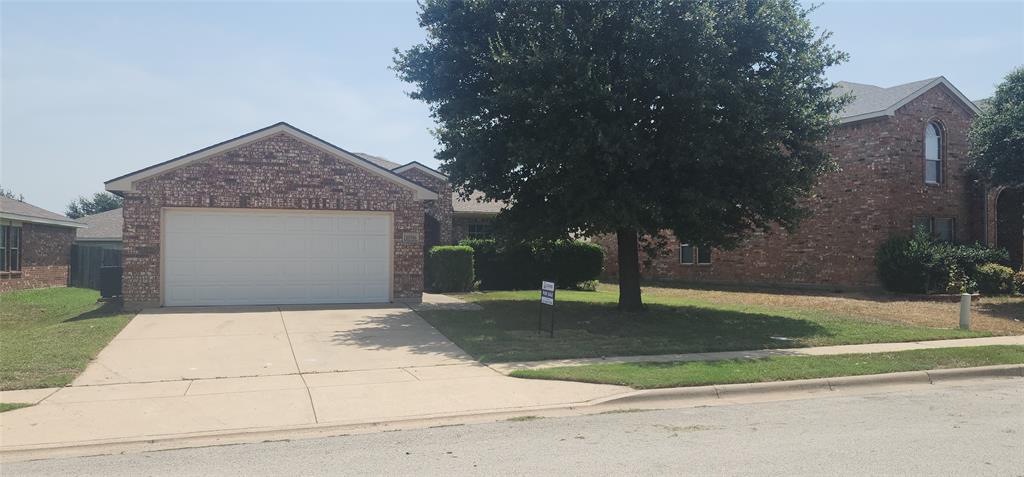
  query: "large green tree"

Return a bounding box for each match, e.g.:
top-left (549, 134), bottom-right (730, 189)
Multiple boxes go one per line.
top-left (969, 66), bottom-right (1024, 187)
top-left (395, 0), bottom-right (846, 310)
top-left (66, 192), bottom-right (122, 219)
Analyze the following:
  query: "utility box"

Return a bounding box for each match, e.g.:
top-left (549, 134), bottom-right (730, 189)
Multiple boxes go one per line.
top-left (99, 266), bottom-right (123, 299)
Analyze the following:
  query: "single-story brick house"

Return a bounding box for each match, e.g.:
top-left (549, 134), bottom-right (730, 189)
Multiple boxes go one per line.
top-left (105, 123), bottom-right (501, 309)
top-left (75, 207), bottom-right (124, 249)
top-left (0, 197), bottom-right (84, 292)
top-left (598, 76), bottom-right (1023, 289)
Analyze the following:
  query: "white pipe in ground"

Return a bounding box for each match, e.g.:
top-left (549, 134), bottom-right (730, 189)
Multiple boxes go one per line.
top-left (960, 293), bottom-right (972, 330)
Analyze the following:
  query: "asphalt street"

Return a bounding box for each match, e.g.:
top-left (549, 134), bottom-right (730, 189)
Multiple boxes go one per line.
top-left (5, 379), bottom-right (1023, 476)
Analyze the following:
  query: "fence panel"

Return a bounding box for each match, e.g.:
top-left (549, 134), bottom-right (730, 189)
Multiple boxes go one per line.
top-left (70, 244), bottom-right (122, 290)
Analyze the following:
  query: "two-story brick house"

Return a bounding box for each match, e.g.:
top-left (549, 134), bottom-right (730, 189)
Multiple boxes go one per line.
top-left (599, 76), bottom-right (1022, 289)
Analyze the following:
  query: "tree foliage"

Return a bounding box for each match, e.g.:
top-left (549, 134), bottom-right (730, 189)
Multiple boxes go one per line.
top-left (66, 192), bottom-right (123, 219)
top-left (969, 66), bottom-right (1024, 187)
top-left (0, 187), bottom-right (24, 201)
top-left (395, 0), bottom-right (846, 309)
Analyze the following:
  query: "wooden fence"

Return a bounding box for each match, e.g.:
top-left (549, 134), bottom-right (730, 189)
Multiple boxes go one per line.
top-left (69, 244), bottom-right (122, 290)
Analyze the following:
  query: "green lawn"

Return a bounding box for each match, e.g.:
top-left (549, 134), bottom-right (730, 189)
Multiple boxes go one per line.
top-left (0, 402), bottom-right (33, 413)
top-left (0, 287), bottom-right (134, 390)
top-left (511, 345), bottom-right (1024, 389)
top-left (417, 290), bottom-right (990, 363)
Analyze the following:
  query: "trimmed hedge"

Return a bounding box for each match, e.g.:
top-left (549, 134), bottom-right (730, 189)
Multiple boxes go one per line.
top-left (876, 231), bottom-right (1010, 294)
top-left (975, 263), bottom-right (1015, 295)
top-left (424, 246), bottom-right (474, 293)
top-left (459, 239), bottom-right (604, 290)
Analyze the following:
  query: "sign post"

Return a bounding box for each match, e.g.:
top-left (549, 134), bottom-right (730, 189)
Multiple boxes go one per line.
top-left (538, 280), bottom-right (556, 338)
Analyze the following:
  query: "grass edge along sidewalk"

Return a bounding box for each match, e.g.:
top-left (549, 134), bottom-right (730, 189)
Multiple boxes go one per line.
top-left (1, 288), bottom-right (134, 391)
top-left (509, 345), bottom-right (1024, 389)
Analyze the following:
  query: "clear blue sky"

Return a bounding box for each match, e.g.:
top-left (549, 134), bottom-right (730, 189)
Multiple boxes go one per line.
top-left (2, 1), bottom-right (1022, 213)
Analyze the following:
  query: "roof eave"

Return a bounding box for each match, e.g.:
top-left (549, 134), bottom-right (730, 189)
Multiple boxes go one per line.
top-left (0, 212), bottom-right (86, 228)
top-left (105, 123), bottom-right (438, 201)
top-left (391, 161), bottom-right (448, 181)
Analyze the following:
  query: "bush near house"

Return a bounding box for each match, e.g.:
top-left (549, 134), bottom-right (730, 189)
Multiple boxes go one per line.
top-left (876, 231), bottom-right (1010, 294)
top-left (424, 246), bottom-right (475, 293)
top-left (459, 239), bottom-right (604, 290)
top-left (975, 263), bottom-right (1015, 295)
top-left (1014, 270), bottom-right (1024, 295)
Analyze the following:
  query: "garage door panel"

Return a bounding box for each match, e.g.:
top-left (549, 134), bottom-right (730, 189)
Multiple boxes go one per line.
top-left (164, 210), bottom-right (392, 306)
top-left (364, 239), bottom-right (389, 257)
top-left (364, 217), bottom-right (389, 235)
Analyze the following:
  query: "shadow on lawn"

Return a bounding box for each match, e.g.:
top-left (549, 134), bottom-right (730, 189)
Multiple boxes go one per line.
top-left (974, 300), bottom-right (1024, 321)
top-left (63, 301), bottom-right (124, 323)
top-left (421, 299), bottom-right (833, 361)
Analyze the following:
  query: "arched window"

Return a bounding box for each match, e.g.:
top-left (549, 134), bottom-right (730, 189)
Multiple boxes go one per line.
top-left (924, 122), bottom-right (942, 184)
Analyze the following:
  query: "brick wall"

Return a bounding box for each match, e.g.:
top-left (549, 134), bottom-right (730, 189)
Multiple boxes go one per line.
top-left (600, 84), bottom-right (979, 290)
top-left (0, 223), bottom-right (75, 292)
top-left (121, 132), bottom-right (425, 308)
top-left (394, 167), bottom-right (453, 245)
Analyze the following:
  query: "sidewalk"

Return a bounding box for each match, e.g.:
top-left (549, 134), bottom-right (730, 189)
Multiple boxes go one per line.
top-left (487, 335), bottom-right (1024, 373)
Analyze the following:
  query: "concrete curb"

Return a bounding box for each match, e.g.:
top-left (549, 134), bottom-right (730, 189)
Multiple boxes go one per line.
top-left (2, 364), bottom-right (1021, 462)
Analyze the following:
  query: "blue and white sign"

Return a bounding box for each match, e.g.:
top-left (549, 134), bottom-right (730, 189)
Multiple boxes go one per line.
top-left (540, 281), bottom-right (556, 306)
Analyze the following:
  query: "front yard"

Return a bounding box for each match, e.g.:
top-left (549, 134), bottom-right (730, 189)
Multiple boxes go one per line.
top-left (0, 287), bottom-right (134, 390)
top-left (417, 288), bottom-right (999, 363)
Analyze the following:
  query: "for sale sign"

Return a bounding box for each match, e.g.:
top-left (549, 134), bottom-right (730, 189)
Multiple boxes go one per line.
top-left (540, 281), bottom-right (556, 306)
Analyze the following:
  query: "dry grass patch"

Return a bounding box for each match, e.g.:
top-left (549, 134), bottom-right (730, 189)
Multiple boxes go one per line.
top-left (612, 284), bottom-right (1024, 335)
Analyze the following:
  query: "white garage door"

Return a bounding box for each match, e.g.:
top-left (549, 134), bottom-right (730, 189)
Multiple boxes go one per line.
top-left (163, 209), bottom-right (391, 306)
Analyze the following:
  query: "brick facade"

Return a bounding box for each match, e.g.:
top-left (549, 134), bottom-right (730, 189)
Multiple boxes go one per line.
top-left (394, 167), bottom-right (453, 245)
top-left (121, 132), bottom-right (425, 308)
top-left (0, 223), bottom-right (75, 292)
top-left (600, 84), bottom-right (981, 290)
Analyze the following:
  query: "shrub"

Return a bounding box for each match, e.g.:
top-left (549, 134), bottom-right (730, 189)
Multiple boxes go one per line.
top-left (544, 240), bottom-right (605, 288)
top-left (458, 239), bottom-right (604, 290)
top-left (1014, 270), bottom-right (1024, 295)
top-left (572, 279), bottom-right (599, 292)
top-left (424, 246), bottom-right (474, 293)
top-left (876, 231), bottom-right (1010, 294)
top-left (876, 234), bottom-right (936, 293)
top-left (974, 263), bottom-right (1015, 295)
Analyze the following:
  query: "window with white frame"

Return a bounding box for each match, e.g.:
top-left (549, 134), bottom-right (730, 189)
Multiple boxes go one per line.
top-left (680, 244), bottom-right (711, 265)
top-left (924, 122), bottom-right (943, 184)
top-left (1, 224), bottom-right (22, 276)
top-left (467, 222), bottom-right (493, 240)
top-left (913, 216), bottom-right (955, 242)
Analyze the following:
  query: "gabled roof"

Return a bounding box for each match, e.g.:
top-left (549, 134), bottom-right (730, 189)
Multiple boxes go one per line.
top-left (832, 76), bottom-right (981, 124)
top-left (0, 197), bottom-right (84, 228)
top-left (392, 161), bottom-right (447, 181)
top-left (76, 207), bottom-right (123, 241)
top-left (105, 122), bottom-right (437, 201)
top-left (354, 153), bottom-right (402, 170)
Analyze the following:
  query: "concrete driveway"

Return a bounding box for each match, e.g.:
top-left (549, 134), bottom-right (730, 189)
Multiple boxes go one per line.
top-left (73, 305), bottom-right (470, 385)
top-left (0, 303), bottom-right (627, 450)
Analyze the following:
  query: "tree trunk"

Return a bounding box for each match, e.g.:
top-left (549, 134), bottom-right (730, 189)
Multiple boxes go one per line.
top-left (616, 228), bottom-right (644, 311)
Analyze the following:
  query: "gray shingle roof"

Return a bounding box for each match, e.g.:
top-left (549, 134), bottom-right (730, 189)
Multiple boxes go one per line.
top-left (0, 197), bottom-right (83, 227)
top-left (832, 78), bottom-right (938, 119)
top-left (353, 153), bottom-right (401, 170)
top-left (453, 190), bottom-right (504, 214)
top-left (76, 208), bottom-right (123, 241)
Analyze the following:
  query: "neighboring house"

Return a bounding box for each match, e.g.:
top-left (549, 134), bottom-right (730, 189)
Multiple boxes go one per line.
top-left (75, 208), bottom-right (124, 249)
top-left (599, 76), bottom-right (1023, 289)
top-left (0, 197), bottom-right (84, 292)
top-left (105, 122), bottom-right (501, 309)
